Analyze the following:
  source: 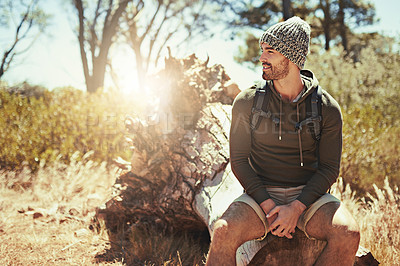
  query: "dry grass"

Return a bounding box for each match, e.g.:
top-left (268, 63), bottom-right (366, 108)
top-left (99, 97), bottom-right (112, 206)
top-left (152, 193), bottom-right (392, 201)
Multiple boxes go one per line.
top-left (1, 153), bottom-right (399, 265)
top-left (0, 153), bottom-right (207, 265)
top-left (331, 177), bottom-right (400, 265)
top-left (0, 152), bottom-right (123, 265)
top-left (124, 223), bottom-right (208, 265)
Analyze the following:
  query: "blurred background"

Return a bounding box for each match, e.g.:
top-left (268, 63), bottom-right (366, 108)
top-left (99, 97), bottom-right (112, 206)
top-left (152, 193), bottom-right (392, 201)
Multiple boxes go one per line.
top-left (0, 0), bottom-right (399, 265)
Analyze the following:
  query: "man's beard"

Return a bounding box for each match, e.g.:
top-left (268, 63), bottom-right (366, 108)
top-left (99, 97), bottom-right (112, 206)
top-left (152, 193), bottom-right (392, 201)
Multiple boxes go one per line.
top-left (262, 57), bottom-right (290, 80)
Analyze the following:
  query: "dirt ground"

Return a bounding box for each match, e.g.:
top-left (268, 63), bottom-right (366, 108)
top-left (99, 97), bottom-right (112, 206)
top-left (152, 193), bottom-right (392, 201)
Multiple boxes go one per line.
top-left (0, 199), bottom-right (126, 266)
top-left (0, 168), bottom-right (127, 266)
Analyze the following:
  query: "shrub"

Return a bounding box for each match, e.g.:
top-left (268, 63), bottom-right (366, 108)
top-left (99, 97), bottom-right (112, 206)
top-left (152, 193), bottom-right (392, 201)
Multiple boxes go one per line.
top-left (341, 105), bottom-right (400, 193)
top-left (332, 177), bottom-right (400, 265)
top-left (305, 36), bottom-right (400, 193)
top-left (0, 84), bottom-right (135, 172)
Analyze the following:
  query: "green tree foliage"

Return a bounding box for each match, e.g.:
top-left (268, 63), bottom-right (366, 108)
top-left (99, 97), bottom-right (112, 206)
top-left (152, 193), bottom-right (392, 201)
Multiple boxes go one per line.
top-left (215, 0), bottom-right (281, 31)
top-left (313, 0), bottom-right (376, 50)
top-left (0, 0), bottom-right (50, 79)
top-left (223, 0), bottom-right (376, 66)
top-left (306, 34), bottom-right (398, 109)
top-left (0, 84), bottom-right (134, 172)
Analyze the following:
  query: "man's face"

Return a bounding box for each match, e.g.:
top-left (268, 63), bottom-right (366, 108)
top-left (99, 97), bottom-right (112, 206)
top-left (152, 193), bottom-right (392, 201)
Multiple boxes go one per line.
top-left (259, 43), bottom-right (289, 80)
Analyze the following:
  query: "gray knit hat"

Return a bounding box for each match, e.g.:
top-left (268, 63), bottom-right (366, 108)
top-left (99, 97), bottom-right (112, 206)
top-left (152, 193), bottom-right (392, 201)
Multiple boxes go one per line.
top-left (259, 16), bottom-right (311, 69)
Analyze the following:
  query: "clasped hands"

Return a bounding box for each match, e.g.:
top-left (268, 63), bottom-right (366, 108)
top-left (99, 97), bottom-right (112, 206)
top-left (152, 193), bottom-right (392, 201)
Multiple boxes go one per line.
top-left (260, 198), bottom-right (306, 239)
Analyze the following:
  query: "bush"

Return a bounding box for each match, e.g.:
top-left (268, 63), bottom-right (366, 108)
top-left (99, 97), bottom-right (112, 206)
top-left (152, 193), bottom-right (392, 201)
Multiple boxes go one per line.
top-left (305, 36), bottom-right (400, 194)
top-left (332, 177), bottom-right (400, 265)
top-left (0, 84), bottom-right (135, 172)
top-left (306, 35), bottom-right (400, 111)
top-left (341, 105), bottom-right (400, 193)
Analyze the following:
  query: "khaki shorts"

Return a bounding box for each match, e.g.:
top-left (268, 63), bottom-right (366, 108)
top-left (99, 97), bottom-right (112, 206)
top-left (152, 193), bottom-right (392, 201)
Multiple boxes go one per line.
top-left (233, 185), bottom-right (340, 240)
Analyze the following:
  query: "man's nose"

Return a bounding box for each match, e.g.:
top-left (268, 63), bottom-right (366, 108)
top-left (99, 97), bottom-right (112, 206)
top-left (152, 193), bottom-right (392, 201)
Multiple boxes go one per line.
top-left (259, 52), bottom-right (267, 62)
top-left (259, 53), bottom-right (267, 63)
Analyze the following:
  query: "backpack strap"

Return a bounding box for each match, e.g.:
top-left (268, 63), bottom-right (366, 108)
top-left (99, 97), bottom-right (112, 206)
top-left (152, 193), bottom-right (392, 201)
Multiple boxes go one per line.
top-left (295, 86), bottom-right (322, 141)
top-left (309, 85), bottom-right (323, 141)
top-left (294, 85), bottom-right (323, 167)
top-left (250, 82), bottom-right (271, 131)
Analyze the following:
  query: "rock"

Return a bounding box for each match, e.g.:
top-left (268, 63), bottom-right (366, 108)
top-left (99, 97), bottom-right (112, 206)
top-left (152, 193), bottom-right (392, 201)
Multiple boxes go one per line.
top-left (33, 212), bottom-right (44, 219)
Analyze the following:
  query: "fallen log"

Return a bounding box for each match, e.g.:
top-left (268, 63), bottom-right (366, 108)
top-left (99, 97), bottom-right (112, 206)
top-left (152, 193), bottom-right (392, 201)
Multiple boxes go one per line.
top-left (96, 54), bottom-right (378, 265)
top-left (248, 231), bottom-right (379, 266)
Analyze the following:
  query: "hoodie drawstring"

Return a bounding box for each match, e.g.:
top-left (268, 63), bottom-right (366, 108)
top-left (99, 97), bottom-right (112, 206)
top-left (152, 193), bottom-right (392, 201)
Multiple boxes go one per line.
top-left (296, 103), bottom-right (304, 166)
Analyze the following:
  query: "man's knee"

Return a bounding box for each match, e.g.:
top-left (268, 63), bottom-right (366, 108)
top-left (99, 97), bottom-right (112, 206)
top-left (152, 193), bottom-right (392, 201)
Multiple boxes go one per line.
top-left (212, 219), bottom-right (230, 242)
top-left (307, 202), bottom-right (360, 245)
top-left (345, 225), bottom-right (360, 248)
top-left (326, 204), bottom-right (361, 251)
top-left (210, 202), bottom-right (265, 247)
top-left (210, 217), bottom-right (245, 252)
top-left (330, 216), bottom-right (360, 249)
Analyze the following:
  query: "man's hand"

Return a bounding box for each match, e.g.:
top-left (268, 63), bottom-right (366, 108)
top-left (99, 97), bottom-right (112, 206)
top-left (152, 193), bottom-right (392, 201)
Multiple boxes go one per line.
top-left (260, 198), bottom-right (277, 227)
top-left (267, 200), bottom-right (306, 239)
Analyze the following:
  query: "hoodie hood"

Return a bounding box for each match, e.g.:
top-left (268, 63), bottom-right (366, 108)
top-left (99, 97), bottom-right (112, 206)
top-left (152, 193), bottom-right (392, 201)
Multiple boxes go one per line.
top-left (265, 69), bottom-right (319, 105)
top-left (297, 69), bottom-right (319, 102)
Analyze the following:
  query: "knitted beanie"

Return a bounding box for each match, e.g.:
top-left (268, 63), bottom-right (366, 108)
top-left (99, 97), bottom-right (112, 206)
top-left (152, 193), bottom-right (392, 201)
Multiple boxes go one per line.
top-left (259, 16), bottom-right (311, 69)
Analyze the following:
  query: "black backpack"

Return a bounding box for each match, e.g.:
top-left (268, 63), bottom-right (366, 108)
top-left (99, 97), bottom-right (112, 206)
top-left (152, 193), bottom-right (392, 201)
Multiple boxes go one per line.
top-left (250, 81), bottom-right (322, 141)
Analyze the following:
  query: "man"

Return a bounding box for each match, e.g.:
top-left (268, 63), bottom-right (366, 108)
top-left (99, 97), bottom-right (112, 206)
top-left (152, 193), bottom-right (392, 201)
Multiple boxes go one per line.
top-left (205, 17), bottom-right (360, 265)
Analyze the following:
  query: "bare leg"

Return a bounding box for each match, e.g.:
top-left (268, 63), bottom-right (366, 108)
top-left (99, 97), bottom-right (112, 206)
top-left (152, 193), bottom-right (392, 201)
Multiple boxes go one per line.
top-left (205, 202), bottom-right (265, 266)
top-left (306, 202), bottom-right (360, 266)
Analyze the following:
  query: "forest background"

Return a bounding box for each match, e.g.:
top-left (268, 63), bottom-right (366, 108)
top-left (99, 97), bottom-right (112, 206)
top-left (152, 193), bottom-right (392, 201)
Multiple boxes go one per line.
top-left (0, 0), bottom-right (399, 265)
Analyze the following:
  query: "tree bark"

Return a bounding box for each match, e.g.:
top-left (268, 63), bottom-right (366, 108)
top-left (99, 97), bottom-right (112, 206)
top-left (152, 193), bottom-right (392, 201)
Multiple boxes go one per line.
top-left (320, 0), bottom-right (331, 50)
top-left (97, 54), bottom-right (237, 231)
top-left (282, 0), bottom-right (292, 20)
top-left (73, 0), bottom-right (130, 93)
top-left (338, 0), bottom-right (348, 52)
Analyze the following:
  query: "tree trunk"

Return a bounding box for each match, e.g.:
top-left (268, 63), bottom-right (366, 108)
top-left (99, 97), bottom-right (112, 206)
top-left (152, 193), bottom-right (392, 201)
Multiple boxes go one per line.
top-left (282, 0), bottom-right (292, 20)
top-left (320, 0), bottom-right (331, 50)
top-left (73, 0), bottom-right (130, 93)
top-left (97, 54), bottom-right (378, 265)
top-left (338, 0), bottom-right (348, 52)
top-left (89, 55), bottom-right (107, 93)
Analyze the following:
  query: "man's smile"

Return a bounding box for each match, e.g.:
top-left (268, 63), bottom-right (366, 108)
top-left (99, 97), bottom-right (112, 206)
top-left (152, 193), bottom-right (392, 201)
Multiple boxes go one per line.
top-left (262, 63), bottom-right (271, 70)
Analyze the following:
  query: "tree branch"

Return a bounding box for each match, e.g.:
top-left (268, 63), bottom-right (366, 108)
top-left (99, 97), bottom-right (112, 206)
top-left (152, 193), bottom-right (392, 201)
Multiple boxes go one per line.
top-left (74, 0), bottom-right (91, 88)
top-left (0, 0), bottom-right (43, 78)
top-left (89, 0), bottom-right (102, 58)
top-left (139, 0), bottom-right (163, 45)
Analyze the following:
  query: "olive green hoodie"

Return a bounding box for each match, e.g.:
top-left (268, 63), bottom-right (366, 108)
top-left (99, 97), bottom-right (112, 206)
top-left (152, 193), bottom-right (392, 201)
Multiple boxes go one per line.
top-left (230, 70), bottom-right (342, 207)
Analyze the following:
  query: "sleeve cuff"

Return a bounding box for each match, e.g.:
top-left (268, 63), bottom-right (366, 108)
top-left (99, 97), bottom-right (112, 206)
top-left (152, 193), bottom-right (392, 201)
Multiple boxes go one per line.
top-left (296, 194), bottom-right (315, 208)
top-left (251, 187), bottom-right (271, 205)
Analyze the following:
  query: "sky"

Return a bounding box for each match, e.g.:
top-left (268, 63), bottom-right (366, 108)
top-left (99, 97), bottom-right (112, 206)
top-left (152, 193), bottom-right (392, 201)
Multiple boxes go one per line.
top-left (0, 0), bottom-right (399, 93)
